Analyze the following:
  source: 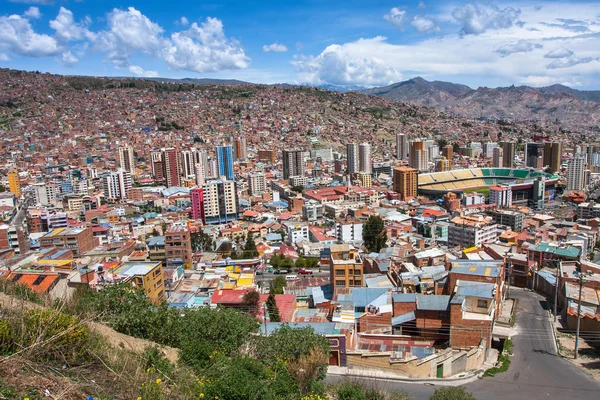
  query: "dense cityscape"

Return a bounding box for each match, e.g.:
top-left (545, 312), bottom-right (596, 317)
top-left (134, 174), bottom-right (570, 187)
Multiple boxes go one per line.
top-left (0, 66), bottom-right (599, 399)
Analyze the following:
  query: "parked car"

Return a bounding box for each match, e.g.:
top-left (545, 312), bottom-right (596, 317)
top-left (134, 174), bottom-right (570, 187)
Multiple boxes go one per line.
top-left (298, 269), bottom-right (313, 275)
top-left (274, 269), bottom-right (289, 275)
top-left (256, 270), bottom-right (263, 275)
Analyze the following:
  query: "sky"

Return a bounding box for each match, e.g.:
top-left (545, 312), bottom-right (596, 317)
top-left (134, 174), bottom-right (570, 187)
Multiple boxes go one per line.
top-left (1, 0), bottom-right (600, 89)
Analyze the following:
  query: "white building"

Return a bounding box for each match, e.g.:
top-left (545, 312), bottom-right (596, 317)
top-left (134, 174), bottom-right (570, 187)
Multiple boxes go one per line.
top-left (31, 182), bottom-right (61, 207)
top-left (567, 153), bottom-right (586, 191)
top-left (202, 180), bottom-right (238, 224)
top-left (118, 146), bottom-right (136, 175)
top-left (448, 215), bottom-right (498, 248)
top-left (248, 172), bottom-right (267, 196)
top-left (283, 222), bottom-right (309, 244)
top-left (103, 168), bottom-right (132, 201)
top-left (396, 133), bottom-right (409, 160)
top-left (336, 218), bottom-right (363, 243)
top-left (462, 193), bottom-right (485, 206)
top-left (489, 185), bottom-right (512, 207)
top-left (359, 142), bottom-right (372, 174)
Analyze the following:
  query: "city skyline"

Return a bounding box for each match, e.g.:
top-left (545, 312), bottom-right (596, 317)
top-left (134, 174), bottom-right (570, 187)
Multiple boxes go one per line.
top-left (1, 1), bottom-right (599, 89)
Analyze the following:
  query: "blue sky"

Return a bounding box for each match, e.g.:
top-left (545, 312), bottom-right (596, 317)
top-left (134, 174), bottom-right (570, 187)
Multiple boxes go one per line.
top-left (1, 0), bottom-right (600, 89)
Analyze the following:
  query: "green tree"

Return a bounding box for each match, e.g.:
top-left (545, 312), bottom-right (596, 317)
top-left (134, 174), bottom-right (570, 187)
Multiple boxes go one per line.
top-left (191, 230), bottom-right (213, 252)
top-left (295, 256), bottom-right (307, 270)
top-left (266, 293), bottom-right (281, 322)
top-left (241, 290), bottom-right (260, 314)
top-left (242, 231), bottom-right (258, 258)
top-left (270, 276), bottom-right (286, 295)
top-left (429, 387), bottom-right (476, 400)
top-left (363, 215), bottom-right (387, 253)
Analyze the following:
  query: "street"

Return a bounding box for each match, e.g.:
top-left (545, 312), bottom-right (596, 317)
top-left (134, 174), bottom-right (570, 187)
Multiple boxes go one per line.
top-left (327, 289), bottom-right (600, 399)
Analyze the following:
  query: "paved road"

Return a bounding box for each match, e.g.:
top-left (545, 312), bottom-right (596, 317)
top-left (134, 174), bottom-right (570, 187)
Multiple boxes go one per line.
top-left (328, 289), bottom-right (600, 400)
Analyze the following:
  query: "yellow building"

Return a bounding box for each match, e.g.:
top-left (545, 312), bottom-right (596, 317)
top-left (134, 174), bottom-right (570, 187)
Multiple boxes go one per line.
top-left (392, 166), bottom-right (418, 201)
top-left (111, 261), bottom-right (165, 304)
top-left (357, 172), bottom-right (372, 188)
top-left (330, 244), bottom-right (364, 290)
top-left (8, 170), bottom-right (21, 197)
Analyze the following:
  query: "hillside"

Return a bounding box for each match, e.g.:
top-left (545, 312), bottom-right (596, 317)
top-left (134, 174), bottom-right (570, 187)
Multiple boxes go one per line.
top-left (361, 77), bottom-right (600, 132)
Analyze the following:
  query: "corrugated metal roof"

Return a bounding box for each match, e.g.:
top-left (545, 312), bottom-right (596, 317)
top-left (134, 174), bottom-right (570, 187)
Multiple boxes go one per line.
top-left (416, 294), bottom-right (450, 311)
top-left (392, 293), bottom-right (417, 303)
top-left (352, 288), bottom-right (389, 308)
top-left (391, 311), bottom-right (416, 326)
top-left (456, 281), bottom-right (495, 299)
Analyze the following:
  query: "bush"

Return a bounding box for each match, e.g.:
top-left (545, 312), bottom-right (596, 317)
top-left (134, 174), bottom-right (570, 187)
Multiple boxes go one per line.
top-left (429, 387), bottom-right (476, 400)
top-left (0, 278), bottom-right (43, 304)
top-left (336, 382), bottom-right (366, 400)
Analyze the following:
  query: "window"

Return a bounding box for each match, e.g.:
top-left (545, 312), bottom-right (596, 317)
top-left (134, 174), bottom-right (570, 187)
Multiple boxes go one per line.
top-left (335, 280), bottom-right (345, 286)
top-left (335, 269), bottom-right (346, 276)
top-left (477, 299), bottom-right (488, 308)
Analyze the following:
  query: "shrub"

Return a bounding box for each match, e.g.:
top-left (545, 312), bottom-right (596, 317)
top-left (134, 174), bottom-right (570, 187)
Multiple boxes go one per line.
top-left (429, 387), bottom-right (476, 400)
top-left (336, 382), bottom-right (367, 400)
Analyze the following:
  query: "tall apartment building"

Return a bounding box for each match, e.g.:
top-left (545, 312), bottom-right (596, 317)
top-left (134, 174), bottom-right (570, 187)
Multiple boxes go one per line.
top-left (217, 145), bottom-right (235, 180)
top-left (165, 225), bottom-right (193, 269)
top-left (500, 142), bottom-right (515, 168)
top-left (7, 170), bottom-right (21, 197)
top-left (346, 143), bottom-right (359, 175)
top-left (248, 172), bottom-right (267, 196)
top-left (330, 244), bottom-right (363, 290)
top-left (118, 146), bottom-right (135, 175)
top-left (543, 142), bottom-right (562, 173)
top-left (180, 149), bottom-right (197, 180)
top-left (358, 142), bottom-right (372, 174)
top-left (39, 227), bottom-right (95, 258)
top-left (396, 133), bottom-right (409, 160)
top-left (448, 215), bottom-right (497, 248)
top-left (162, 148), bottom-right (181, 187)
top-left (103, 168), bottom-right (132, 200)
top-left (282, 149), bottom-right (305, 179)
top-left (409, 140), bottom-right (429, 172)
top-left (483, 142), bottom-right (498, 158)
top-left (235, 138), bottom-right (248, 161)
top-left (32, 182), bottom-right (60, 207)
top-left (190, 188), bottom-right (205, 222)
top-left (525, 142), bottom-right (544, 169)
top-left (202, 180), bottom-right (238, 224)
top-left (489, 185), bottom-right (512, 207)
top-left (392, 167), bottom-right (418, 201)
top-left (567, 153), bottom-right (586, 191)
top-left (492, 147), bottom-right (503, 168)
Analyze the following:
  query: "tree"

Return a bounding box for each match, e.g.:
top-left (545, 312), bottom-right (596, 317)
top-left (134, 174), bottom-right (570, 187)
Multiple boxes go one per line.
top-left (266, 293), bottom-right (280, 322)
top-left (437, 138), bottom-right (448, 150)
top-left (429, 387), bottom-right (476, 400)
top-left (241, 290), bottom-right (260, 314)
top-left (270, 277), bottom-right (286, 295)
top-left (242, 231), bottom-right (258, 258)
top-left (295, 256), bottom-right (307, 270)
top-left (363, 215), bottom-right (387, 253)
top-left (191, 230), bottom-right (213, 252)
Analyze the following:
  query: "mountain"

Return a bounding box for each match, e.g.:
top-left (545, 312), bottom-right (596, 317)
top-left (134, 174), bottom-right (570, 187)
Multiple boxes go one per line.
top-left (361, 77), bottom-right (600, 131)
top-left (144, 77), bottom-right (251, 85)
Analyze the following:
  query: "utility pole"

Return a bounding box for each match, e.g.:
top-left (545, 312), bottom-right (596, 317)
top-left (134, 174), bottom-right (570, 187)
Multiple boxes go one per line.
top-left (575, 271), bottom-right (593, 359)
top-left (554, 260), bottom-right (560, 323)
top-left (505, 251), bottom-right (512, 299)
top-left (263, 302), bottom-right (268, 336)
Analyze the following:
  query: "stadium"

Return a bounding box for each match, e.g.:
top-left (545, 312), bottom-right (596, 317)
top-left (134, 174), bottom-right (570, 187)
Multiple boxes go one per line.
top-left (418, 168), bottom-right (559, 203)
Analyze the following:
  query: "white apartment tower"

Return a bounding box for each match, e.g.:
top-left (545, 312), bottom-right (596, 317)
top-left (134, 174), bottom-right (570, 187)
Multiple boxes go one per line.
top-left (118, 146), bottom-right (135, 175)
top-left (103, 168), bottom-right (132, 200)
top-left (359, 142), bottom-right (372, 174)
top-left (567, 153), bottom-right (587, 191)
top-left (248, 172), bottom-right (267, 196)
top-left (396, 133), bottom-right (409, 160)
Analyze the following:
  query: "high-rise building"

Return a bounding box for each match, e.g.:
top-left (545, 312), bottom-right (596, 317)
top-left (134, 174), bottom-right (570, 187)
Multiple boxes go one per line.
top-left (442, 145), bottom-right (453, 169)
top-left (31, 182), bottom-right (60, 206)
top-left (358, 142), bottom-right (372, 174)
top-left (525, 143), bottom-right (544, 169)
top-left (118, 146), bottom-right (136, 175)
top-left (103, 168), bottom-right (132, 200)
top-left (217, 145), bottom-right (234, 181)
top-left (190, 188), bottom-right (205, 222)
top-left (567, 153), bottom-right (586, 191)
top-left (492, 147), bottom-right (503, 168)
top-left (428, 144), bottom-right (439, 161)
top-left (180, 150), bottom-right (198, 180)
top-left (163, 148), bottom-right (181, 187)
top-left (396, 133), bottom-right (409, 160)
top-left (7, 170), bottom-right (21, 197)
top-left (195, 162), bottom-right (205, 187)
top-left (409, 140), bottom-right (428, 172)
top-left (235, 138), bottom-right (248, 161)
top-left (483, 142), bottom-right (498, 158)
top-left (282, 149), bottom-right (305, 179)
top-left (202, 180), bottom-right (239, 224)
top-left (500, 142), bottom-right (515, 168)
top-left (489, 186), bottom-right (512, 207)
top-left (392, 167), bottom-right (418, 201)
top-left (346, 143), bottom-right (359, 175)
top-left (248, 172), bottom-right (267, 196)
top-left (543, 142), bottom-right (562, 173)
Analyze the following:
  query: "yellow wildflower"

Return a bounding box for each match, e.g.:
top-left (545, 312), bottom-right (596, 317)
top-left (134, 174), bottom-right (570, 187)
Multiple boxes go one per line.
top-left (156, 378), bottom-right (162, 384)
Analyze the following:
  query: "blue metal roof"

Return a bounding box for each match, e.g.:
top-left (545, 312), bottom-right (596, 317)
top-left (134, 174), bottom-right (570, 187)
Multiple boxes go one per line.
top-left (391, 311), bottom-right (416, 326)
top-left (416, 294), bottom-right (450, 311)
top-left (456, 281), bottom-right (495, 299)
top-left (351, 288), bottom-right (389, 308)
top-left (392, 293), bottom-right (417, 303)
top-left (537, 269), bottom-right (557, 286)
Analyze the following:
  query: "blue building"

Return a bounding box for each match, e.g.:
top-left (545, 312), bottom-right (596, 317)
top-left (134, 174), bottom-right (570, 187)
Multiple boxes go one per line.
top-left (216, 145), bottom-right (234, 180)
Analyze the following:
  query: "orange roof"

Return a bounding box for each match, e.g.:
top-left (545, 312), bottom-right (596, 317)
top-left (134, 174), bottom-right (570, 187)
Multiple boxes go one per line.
top-left (7, 273), bottom-right (59, 294)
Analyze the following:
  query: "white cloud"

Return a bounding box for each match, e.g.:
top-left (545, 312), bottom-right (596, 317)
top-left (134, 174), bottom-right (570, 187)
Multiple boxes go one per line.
top-left (0, 53), bottom-right (9, 61)
top-left (50, 7), bottom-right (95, 42)
top-left (179, 17), bottom-right (189, 26)
top-left (384, 7), bottom-right (407, 29)
top-left (262, 42), bottom-right (288, 52)
top-left (9, 0), bottom-right (53, 4)
top-left (96, 7), bottom-right (166, 68)
top-left (0, 14), bottom-right (60, 57)
top-left (411, 16), bottom-right (440, 33)
top-left (23, 7), bottom-right (41, 19)
top-left (547, 56), bottom-right (597, 69)
top-left (164, 17), bottom-right (250, 73)
top-left (294, 37), bottom-right (402, 87)
top-left (60, 50), bottom-right (77, 66)
top-left (544, 47), bottom-right (574, 58)
top-left (496, 40), bottom-right (542, 56)
top-left (129, 65), bottom-right (159, 77)
top-left (452, 3), bottom-right (521, 35)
